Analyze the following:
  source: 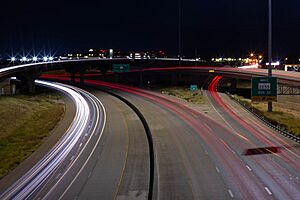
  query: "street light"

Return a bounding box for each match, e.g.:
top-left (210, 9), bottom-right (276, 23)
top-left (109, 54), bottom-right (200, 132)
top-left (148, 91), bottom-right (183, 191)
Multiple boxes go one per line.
top-left (21, 57), bottom-right (27, 62)
top-left (268, 0), bottom-right (273, 112)
top-left (178, 0), bottom-right (182, 63)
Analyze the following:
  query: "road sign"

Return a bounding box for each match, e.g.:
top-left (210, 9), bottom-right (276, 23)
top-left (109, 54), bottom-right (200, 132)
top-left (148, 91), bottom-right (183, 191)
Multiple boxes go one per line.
top-left (112, 64), bottom-right (130, 72)
top-left (190, 84), bottom-right (198, 91)
top-left (251, 77), bottom-right (277, 102)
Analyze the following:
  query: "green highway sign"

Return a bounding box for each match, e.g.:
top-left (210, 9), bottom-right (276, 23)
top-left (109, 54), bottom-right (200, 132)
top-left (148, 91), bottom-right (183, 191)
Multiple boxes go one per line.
top-left (112, 64), bottom-right (130, 72)
top-left (190, 84), bottom-right (198, 91)
top-left (251, 77), bottom-right (277, 102)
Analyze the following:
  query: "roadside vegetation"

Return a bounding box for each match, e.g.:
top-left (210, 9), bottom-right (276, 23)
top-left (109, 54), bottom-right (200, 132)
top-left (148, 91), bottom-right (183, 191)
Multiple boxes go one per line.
top-left (0, 93), bottom-right (64, 179)
top-left (232, 95), bottom-right (300, 136)
top-left (160, 87), bottom-right (205, 104)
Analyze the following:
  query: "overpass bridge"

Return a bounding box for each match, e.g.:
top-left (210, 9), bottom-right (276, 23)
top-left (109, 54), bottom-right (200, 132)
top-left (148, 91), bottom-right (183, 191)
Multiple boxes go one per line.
top-left (0, 58), bottom-right (299, 94)
top-left (0, 58), bottom-right (202, 92)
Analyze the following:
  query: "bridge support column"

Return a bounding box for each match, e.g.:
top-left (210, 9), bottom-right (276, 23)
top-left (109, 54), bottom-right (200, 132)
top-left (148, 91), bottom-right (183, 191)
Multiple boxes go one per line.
top-left (69, 72), bottom-right (75, 83)
top-left (139, 71), bottom-right (143, 87)
top-left (65, 66), bottom-right (81, 84)
top-left (229, 79), bottom-right (237, 94)
top-left (27, 78), bottom-right (36, 93)
top-left (80, 69), bottom-right (85, 85)
top-left (17, 71), bottom-right (40, 94)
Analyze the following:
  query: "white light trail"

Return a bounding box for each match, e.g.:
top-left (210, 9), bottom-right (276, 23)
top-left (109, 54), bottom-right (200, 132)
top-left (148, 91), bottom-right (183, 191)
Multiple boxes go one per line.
top-left (1, 80), bottom-right (91, 199)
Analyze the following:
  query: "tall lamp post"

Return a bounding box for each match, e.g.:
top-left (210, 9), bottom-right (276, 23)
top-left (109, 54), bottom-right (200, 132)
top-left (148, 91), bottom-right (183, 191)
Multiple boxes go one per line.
top-left (268, 0), bottom-right (273, 112)
top-left (178, 0), bottom-right (182, 65)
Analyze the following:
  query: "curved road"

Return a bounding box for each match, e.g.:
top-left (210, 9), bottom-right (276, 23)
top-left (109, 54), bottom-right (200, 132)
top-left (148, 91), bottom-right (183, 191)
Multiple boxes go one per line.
top-left (0, 81), bottom-right (106, 199)
top-left (0, 68), bottom-right (299, 199)
top-left (78, 79), bottom-right (300, 200)
top-left (207, 76), bottom-right (300, 199)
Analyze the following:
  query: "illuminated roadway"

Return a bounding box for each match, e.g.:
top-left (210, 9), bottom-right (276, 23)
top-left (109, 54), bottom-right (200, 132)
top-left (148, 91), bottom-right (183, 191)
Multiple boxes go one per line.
top-left (42, 77), bottom-right (300, 199)
top-left (1, 58), bottom-right (300, 85)
top-left (0, 62), bottom-right (299, 199)
top-left (95, 80), bottom-right (300, 199)
top-left (207, 76), bottom-right (300, 199)
top-left (0, 80), bottom-right (106, 199)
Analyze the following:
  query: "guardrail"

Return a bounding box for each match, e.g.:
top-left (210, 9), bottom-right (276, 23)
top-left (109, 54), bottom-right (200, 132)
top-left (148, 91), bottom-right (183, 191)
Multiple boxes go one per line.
top-left (226, 92), bottom-right (300, 144)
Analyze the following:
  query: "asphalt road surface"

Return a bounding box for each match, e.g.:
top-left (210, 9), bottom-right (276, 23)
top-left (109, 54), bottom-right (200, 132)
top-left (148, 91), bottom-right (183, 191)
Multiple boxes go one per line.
top-left (83, 80), bottom-right (299, 200)
top-left (1, 77), bottom-right (299, 199)
top-left (44, 90), bottom-right (150, 200)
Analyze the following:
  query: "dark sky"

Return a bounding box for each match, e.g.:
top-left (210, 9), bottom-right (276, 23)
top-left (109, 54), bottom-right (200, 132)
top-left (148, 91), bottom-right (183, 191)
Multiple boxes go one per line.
top-left (1, 0), bottom-right (300, 57)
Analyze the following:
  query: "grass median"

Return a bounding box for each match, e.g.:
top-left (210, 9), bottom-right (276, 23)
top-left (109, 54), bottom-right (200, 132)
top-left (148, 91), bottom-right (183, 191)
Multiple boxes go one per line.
top-left (232, 95), bottom-right (300, 136)
top-left (0, 93), bottom-right (64, 179)
top-left (160, 87), bottom-right (205, 104)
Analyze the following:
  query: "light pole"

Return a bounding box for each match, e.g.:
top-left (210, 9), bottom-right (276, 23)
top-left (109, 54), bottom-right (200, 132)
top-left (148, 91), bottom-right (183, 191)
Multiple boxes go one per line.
top-left (178, 0), bottom-right (182, 65)
top-left (268, 0), bottom-right (273, 112)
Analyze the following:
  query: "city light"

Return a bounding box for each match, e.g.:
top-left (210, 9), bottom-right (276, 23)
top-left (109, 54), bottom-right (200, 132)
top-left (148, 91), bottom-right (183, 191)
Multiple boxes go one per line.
top-left (266, 61), bottom-right (280, 66)
top-left (43, 56), bottom-right (48, 62)
top-left (21, 57), bottom-right (27, 62)
top-left (11, 57), bottom-right (16, 62)
top-left (49, 56), bottom-right (54, 61)
top-left (33, 57), bottom-right (38, 62)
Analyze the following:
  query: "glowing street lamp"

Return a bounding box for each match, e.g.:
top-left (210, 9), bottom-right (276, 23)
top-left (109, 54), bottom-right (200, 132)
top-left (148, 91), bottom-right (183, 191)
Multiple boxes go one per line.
top-left (11, 57), bottom-right (16, 62)
top-left (268, 0), bottom-right (273, 112)
top-left (43, 56), bottom-right (48, 62)
top-left (21, 57), bottom-right (27, 62)
top-left (32, 56), bottom-right (38, 62)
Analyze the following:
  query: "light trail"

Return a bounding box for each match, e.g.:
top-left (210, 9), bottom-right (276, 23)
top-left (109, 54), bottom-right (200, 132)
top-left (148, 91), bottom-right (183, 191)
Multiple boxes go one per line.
top-left (207, 75), bottom-right (300, 199)
top-left (42, 76), bottom-right (271, 198)
top-left (41, 74), bottom-right (300, 199)
top-left (0, 80), bottom-right (92, 199)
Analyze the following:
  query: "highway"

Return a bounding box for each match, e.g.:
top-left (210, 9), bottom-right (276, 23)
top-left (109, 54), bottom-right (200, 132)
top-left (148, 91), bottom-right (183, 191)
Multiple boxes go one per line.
top-left (0, 62), bottom-right (300, 199)
top-left (72, 79), bottom-right (299, 199)
top-left (0, 80), bottom-right (106, 199)
top-left (1, 58), bottom-right (300, 87)
top-left (41, 90), bottom-right (150, 199)
top-left (67, 81), bottom-right (231, 199)
top-left (207, 76), bottom-right (300, 199)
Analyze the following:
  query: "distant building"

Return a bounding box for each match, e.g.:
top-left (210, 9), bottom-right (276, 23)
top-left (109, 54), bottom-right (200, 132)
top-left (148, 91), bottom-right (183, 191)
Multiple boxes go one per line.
top-left (284, 64), bottom-right (300, 72)
top-left (60, 49), bottom-right (167, 60)
top-left (60, 48), bottom-right (116, 59)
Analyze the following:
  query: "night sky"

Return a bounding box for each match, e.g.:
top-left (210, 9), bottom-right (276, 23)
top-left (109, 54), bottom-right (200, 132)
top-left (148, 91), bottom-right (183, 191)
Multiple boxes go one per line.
top-left (1, 0), bottom-right (300, 58)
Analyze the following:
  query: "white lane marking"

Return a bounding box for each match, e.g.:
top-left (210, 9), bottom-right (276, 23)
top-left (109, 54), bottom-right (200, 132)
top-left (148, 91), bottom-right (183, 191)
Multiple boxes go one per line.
top-left (88, 171), bottom-right (92, 178)
top-left (207, 92), bottom-right (249, 142)
top-left (1, 80), bottom-right (91, 199)
top-left (57, 95), bottom-right (106, 200)
top-left (216, 167), bottom-right (220, 173)
top-left (42, 90), bottom-right (106, 200)
top-left (265, 187), bottom-right (272, 195)
top-left (246, 165), bottom-right (252, 171)
top-left (228, 189), bottom-right (234, 198)
top-left (56, 173), bottom-right (61, 180)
